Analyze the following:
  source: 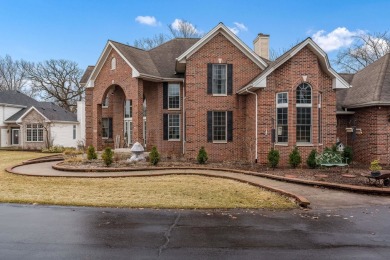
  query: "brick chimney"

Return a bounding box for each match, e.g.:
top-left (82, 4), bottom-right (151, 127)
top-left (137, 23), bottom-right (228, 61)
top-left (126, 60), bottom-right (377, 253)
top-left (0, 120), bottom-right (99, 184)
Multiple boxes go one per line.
top-left (253, 33), bottom-right (270, 60)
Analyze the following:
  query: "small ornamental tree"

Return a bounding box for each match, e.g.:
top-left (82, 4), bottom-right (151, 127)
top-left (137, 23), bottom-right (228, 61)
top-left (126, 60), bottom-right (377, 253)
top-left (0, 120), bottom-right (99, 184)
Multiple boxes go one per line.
top-left (101, 147), bottom-right (114, 166)
top-left (149, 146), bottom-right (160, 166)
top-left (306, 149), bottom-right (317, 169)
top-left (267, 148), bottom-right (280, 169)
top-left (87, 145), bottom-right (97, 160)
top-left (289, 146), bottom-right (302, 168)
top-left (197, 146), bottom-right (208, 164)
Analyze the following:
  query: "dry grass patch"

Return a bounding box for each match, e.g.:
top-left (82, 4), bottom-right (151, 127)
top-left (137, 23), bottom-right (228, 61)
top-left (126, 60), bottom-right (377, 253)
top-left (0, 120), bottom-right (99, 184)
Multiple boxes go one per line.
top-left (0, 151), bottom-right (296, 209)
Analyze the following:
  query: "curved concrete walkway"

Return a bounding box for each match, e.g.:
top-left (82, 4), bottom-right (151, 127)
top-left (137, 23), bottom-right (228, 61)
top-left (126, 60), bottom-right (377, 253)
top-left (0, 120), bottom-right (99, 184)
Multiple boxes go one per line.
top-left (10, 161), bottom-right (390, 210)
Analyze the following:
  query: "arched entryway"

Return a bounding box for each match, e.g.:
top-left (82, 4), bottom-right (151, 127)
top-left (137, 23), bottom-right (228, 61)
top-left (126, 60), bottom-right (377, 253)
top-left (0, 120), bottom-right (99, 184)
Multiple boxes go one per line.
top-left (99, 85), bottom-right (127, 149)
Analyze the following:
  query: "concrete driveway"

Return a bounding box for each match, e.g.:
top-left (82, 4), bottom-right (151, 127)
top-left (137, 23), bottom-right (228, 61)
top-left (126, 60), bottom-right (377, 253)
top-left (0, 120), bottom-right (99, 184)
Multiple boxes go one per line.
top-left (0, 204), bottom-right (389, 259)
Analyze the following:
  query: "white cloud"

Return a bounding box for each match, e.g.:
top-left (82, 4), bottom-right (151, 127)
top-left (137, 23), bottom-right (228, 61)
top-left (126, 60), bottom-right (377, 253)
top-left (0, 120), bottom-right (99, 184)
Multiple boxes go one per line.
top-left (228, 22), bottom-right (248, 35)
top-left (228, 26), bottom-right (239, 35)
top-left (234, 22), bottom-right (248, 32)
top-left (311, 27), bottom-right (363, 52)
top-left (135, 16), bottom-right (159, 26)
top-left (170, 19), bottom-right (198, 33)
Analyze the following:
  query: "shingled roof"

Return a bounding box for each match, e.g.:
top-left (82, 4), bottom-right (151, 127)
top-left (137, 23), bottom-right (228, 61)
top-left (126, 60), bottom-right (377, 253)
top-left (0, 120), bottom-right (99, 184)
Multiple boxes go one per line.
top-left (238, 37), bottom-right (350, 93)
top-left (80, 66), bottom-right (94, 85)
top-left (0, 90), bottom-right (77, 122)
top-left (80, 38), bottom-right (200, 85)
top-left (338, 53), bottom-right (390, 109)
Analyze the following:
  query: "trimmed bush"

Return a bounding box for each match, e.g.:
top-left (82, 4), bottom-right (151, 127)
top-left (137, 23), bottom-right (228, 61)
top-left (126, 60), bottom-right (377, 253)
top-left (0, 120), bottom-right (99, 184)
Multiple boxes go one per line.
top-left (87, 145), bottom-right (98, 160)
top-left (343, 146), bottom-right (353, 164)
top-left (41, 146), bottom-right (65, 153)
top-left (369, 159), bottom-right (382, 172)
top-left (306, 149), bottom-right (317, 169)
top-left (101, 147), bottom-right (114, 166)
top-left (267, 148), bottom-right (280, 169)
top-left (197, 146), bottom-right (208, 164)
top-left (289, 146), bottom-right (302, 168)
top-left (149, 146), bottom-right (160, 166)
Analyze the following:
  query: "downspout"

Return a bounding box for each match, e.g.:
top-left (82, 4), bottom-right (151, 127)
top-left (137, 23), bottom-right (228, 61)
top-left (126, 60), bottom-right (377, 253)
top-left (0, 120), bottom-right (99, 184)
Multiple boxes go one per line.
top-left (182, 81), bottom-right (186, 155)
top-left (245, 89), bottom-right (258, 163)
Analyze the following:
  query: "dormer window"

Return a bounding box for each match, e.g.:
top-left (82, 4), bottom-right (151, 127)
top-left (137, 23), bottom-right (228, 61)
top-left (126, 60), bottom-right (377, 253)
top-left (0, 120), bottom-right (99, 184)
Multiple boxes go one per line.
top-left (111, 57), bottom-right (116, 70)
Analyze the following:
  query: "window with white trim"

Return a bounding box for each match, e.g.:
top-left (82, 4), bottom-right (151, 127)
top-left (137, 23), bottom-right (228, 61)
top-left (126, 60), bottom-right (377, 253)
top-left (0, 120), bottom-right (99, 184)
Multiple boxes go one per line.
top-left (212, 64), bottom-right (227, 95)
top-left (296, 83), bottom-right (312, 143)
top-left (111, 57), bottom-right (116, 70)
top-left (318, 92), bottom-right (322, 144)
top-left (276, 92), bottom-right (288, 143)
top-left (26, 124), bottom-right (44, 142)
top-left (213, 111), bottom-right (227, 142)
top-left (168, 114), bottom-right (180, 140)
top-left (168, 83), bottom-right (180, 109)
top-left (102, 95), bottom-right (109, 108)
top-left (73, 125), bottom-right (76, 140)
top-left (102, 118), bottom-right (112, 139)
top-left (124, 100), bottom-right (132, 118)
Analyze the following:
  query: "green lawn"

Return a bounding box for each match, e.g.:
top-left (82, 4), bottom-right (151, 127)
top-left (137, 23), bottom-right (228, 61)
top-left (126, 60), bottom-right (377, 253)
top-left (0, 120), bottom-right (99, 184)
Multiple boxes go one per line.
top-left (0, 151), bottom-right (296, 209)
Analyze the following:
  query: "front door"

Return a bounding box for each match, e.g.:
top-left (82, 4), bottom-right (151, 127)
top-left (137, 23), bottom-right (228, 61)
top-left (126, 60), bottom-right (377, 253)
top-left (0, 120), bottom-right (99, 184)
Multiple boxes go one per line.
top-left (11, 128), bottom-right (19, 145)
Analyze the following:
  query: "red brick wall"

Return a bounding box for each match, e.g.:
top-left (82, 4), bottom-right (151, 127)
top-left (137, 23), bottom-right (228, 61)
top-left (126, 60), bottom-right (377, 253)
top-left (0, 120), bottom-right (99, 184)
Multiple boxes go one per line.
top-left (143, 81), bottom-right (183, 156)
top-left (86, 47), bottom-right (184, 154)
top-left (184, 32), bottom-right (263, 162)
top-left (86, 48), bottom-right (144, 150)
top-left (86, 38), bottom-right (340, 167)
top-left (257, 46), bottom-right (337, 166)
top-left (337, 107), bottom-right (390, 165)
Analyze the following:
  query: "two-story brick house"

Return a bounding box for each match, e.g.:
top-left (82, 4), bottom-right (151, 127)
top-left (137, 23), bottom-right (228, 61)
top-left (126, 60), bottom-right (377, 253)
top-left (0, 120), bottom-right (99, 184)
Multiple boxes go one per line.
top-left (80, 23), bottom-right (350, 166)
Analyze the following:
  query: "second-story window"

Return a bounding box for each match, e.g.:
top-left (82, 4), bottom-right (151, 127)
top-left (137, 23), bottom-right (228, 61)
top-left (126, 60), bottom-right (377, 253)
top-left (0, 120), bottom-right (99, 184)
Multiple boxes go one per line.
top-left (207, 63), bottom-right (233, 95)
top-left (124, 100), bottom-right (132, 118)
top-left (212, 64), bottom-right (227, 95)
top-left (168, 83), bottom-right (180, 109)
top-left (102, 95), bottom-right (109, 108)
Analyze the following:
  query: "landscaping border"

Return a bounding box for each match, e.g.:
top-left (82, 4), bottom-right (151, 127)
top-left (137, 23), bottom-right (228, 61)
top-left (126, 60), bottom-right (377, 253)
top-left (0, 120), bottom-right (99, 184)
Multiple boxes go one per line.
top-left (51, 162), bottom-right (390, 196)
top-left (7, 158), bottom-right (310, 207)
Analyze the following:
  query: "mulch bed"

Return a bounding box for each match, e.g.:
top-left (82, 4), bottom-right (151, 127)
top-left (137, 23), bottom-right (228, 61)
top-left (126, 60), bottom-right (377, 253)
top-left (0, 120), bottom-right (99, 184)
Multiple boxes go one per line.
top-left (62, 158), bottom-right (376, 187)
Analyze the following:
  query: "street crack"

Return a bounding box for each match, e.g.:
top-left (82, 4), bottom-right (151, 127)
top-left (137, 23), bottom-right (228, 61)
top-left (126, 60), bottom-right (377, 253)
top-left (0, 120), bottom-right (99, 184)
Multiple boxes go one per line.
top-left (158, 213), bottom-right (181, 256)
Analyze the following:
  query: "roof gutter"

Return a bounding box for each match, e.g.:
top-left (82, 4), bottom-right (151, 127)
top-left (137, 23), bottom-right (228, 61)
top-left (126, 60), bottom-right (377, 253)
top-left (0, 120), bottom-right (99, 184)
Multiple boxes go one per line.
top-left (137, 73), bottom-right (185, 83)
top-left (343, 101), bottom-right (390, 109)
top-left (245, 89), bottom-right (258, 163)
top-left (0, 103), bottom-right (27, 108)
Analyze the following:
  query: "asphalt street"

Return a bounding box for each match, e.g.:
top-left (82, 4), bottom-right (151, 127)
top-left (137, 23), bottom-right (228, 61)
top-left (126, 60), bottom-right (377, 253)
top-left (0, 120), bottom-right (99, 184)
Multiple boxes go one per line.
top-left (0, 203), bottom-right (389, 259)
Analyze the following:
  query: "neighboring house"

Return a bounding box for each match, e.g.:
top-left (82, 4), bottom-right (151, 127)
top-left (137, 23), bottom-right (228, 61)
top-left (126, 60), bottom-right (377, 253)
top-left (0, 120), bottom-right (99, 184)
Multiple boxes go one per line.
top-left (0, 90), bottom-right (85, 149)
top-left (337, 53), bottom-right (390, 164)
top-left (81, 22), bottom-right (351, 166)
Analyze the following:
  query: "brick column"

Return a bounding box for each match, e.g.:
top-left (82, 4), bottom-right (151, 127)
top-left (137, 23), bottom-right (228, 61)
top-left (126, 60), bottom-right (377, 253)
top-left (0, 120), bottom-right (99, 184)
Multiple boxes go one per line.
top-left (85, 88), bottom-right (93, 147)
top-left (132, 79), bottom-right (144, 145)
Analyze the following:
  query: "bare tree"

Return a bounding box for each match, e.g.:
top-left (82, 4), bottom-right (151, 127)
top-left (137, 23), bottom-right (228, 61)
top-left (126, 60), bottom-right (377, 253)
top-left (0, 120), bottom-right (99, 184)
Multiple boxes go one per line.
top-left (24, 59), bottom-right (84, 112)
top-left (0, 55), bottom-right (29, 92)
top-left (335, 31), bottom-right (390, 73)
top-left (134, 19), bottom-right (202, 50)
top-left (134, 33), bottom-right (169, 50)
top-left (269, 39), bottom-right (304, 61)
top-left (168, 19), bottom-right (202, 38)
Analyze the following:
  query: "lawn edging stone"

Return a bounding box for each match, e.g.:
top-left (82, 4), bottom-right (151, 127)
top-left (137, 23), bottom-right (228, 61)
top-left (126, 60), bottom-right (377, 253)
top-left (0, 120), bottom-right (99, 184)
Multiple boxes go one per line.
top-left (51, 162), bottom-right (390, 196)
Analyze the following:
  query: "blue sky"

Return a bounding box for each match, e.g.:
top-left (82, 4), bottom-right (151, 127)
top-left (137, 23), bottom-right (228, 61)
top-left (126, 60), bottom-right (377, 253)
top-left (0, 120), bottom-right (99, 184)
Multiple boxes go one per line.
top-left (0, 0), bottom-right (389, 71)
